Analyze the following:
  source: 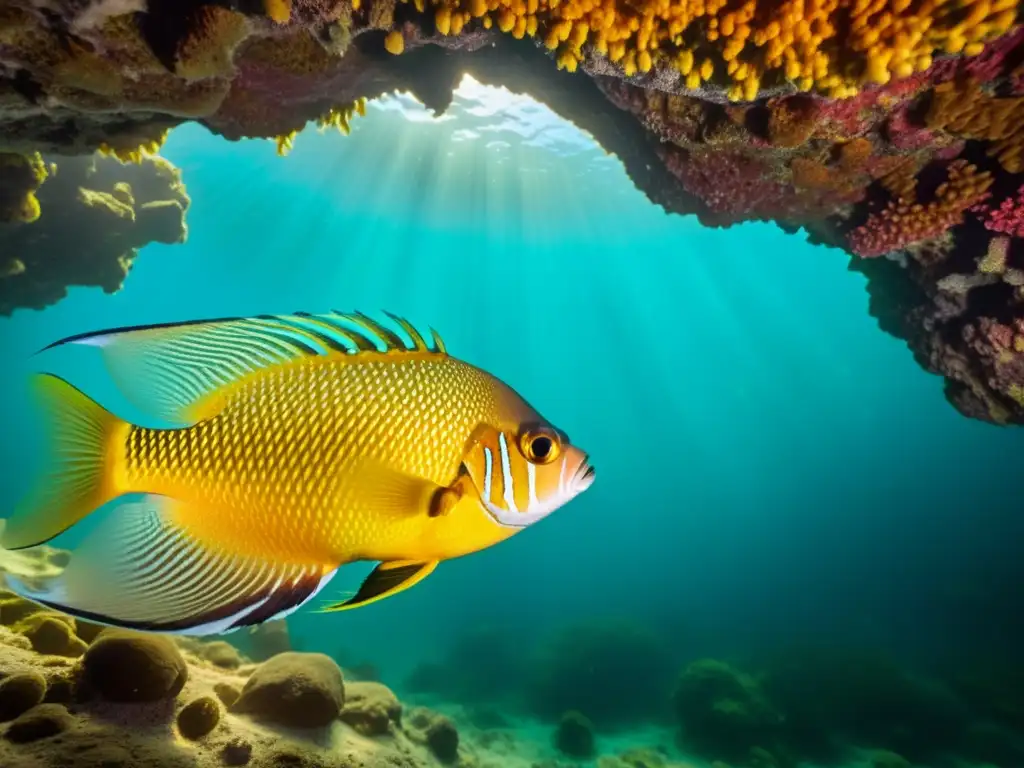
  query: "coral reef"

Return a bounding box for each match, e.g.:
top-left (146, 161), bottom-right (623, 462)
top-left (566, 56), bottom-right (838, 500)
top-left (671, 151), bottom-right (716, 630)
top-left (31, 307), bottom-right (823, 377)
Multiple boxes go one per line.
top-left (0, 152), bottom-right (190, 316)
top-left (0, 3), bottom-right (1021, 422)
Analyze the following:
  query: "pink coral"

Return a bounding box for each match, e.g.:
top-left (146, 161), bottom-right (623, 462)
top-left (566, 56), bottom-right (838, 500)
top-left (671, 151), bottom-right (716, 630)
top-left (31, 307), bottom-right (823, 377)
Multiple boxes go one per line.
top-left (981, 318), bottom-right (1015, 351)
top-left (980, 184), bottom-right (1024, 237)
top-left (661, 146), bottom-right (789, 222)
top-left (1012, 65), bottom-right (1024, 96)
top-left (884, 105), bottom-right (936, 150)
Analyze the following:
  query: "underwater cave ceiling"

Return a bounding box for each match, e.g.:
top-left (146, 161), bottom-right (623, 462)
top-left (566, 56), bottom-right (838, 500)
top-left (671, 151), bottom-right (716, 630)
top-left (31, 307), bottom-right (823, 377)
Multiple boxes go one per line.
top-left (0, 2), bottom-right (1023, 425)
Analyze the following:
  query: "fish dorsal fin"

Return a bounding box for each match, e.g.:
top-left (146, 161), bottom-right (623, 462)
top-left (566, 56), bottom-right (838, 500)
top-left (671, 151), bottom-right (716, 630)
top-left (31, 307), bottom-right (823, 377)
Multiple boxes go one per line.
top-left (38, 311), bottom-right (448, 427)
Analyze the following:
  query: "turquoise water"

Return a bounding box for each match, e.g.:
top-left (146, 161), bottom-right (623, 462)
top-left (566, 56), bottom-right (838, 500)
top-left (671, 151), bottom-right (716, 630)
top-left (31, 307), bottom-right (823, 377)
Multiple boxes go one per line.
top-left (1, 77), bottom-right (1022, 737)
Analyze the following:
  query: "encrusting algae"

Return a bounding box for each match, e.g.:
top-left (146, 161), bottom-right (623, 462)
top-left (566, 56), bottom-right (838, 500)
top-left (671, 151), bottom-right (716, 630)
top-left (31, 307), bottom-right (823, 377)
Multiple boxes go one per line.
top-left (383, 0), bottom-right (1021, 99)
top-left (0, 153), bottom-right (48, 224)
top-left (316, 99), bottom-right (368, 136)
top-left (274, 100), bottom-right (368, 155)
top-left (97, 130), bottom-right (171, 165)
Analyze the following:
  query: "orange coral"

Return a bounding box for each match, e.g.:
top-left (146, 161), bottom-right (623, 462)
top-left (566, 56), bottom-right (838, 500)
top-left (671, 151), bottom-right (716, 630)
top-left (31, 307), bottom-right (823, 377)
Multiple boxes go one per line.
top-left (849, 160), bottom-right (993, 258)
top-left (791, 158), bottom-right (832, 190)
top-left (414, 0), bottom-right (1020, 99)
top-left (384, 30), bottom-right (405, 55)
top-left (265, 0), bottom-right (293, 24)
top-left (837, 138), bottom-right (873, 172)
top-left (926, 79), bottom-right (1024, 173)
top-left (789, 142), bottom-right (874, 199)
top-left (878, 159), bottom-right (920, 199)
top-left (766, 97), bottom-right (819, 148)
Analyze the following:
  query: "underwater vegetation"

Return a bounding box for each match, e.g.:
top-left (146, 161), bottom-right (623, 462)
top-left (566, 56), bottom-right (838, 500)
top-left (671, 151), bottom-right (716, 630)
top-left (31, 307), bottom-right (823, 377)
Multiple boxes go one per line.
top-left (0, 2), bottom-right (1021, 424)
top-left (405, 618), bottom-right (675, 728)
top-left (0, 152), bottom-right (190, 316)
top-left (397, 610), bottom-right (1024, 768)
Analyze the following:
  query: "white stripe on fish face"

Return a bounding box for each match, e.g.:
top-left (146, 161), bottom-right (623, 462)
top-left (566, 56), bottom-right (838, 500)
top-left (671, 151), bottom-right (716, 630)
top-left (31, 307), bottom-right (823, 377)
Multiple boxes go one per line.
top-left (483, 446), bottom-right (494, 502)
top-left (558, 456), bottom-right (567, 495)
top-left (497, 432), bottom-right (519, 514)
top-left (527, 460), bottom-right (539, 510)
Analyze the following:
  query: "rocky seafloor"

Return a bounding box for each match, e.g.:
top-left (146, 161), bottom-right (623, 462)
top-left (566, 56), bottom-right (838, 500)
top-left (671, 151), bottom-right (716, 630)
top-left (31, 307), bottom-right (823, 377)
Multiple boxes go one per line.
top-left (0, 540), bottom-right (712, 768)
top-left (2, 535), bottom-right (1022, 768)
top-left (1, 0), bottom-right (1024, 426)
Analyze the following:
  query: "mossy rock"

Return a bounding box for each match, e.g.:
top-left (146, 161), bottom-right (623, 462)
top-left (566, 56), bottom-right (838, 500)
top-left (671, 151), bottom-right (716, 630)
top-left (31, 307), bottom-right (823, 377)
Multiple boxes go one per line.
top-left (673, 659), bottom-right (783, 763)
top-left (555, 710), bottom-right (596, 759)
top-left (82, 630), bottom-right (188, 702)
top-left (0, 673), bottom-right (46, 721)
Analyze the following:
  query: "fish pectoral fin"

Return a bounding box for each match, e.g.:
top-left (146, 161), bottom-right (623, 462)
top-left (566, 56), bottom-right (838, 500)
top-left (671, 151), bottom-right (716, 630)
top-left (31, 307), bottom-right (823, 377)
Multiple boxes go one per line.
top-left (357, 460), bottom-right (450, 519)
top-left (428, 472), bottom-right (474, 518)
top-left (319, 560), bottom-right (438, 612)
top-left (5, 494), bottom-right (338, 635)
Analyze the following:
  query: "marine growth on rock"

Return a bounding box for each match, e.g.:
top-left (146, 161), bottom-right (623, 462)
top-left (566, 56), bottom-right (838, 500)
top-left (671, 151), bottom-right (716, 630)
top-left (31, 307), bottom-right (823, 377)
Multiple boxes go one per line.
top-left (0, 153), bottom-right (190, 316)
top-left (0, 1), bottom-right (1022, 424)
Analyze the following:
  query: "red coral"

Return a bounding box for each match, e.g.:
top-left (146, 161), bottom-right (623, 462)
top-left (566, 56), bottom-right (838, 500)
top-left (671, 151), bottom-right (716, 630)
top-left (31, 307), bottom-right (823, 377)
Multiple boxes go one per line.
top-left (984, 320), bottom-right (1015, 351)
top-left (661, 146), bottom-right (789, 222)
top-left (884, 105), bottom-right (936, 150)
top-left (979, 184), bottom-right (1024, 237)
top-left (1012, 65), bottom-right (1024, 96)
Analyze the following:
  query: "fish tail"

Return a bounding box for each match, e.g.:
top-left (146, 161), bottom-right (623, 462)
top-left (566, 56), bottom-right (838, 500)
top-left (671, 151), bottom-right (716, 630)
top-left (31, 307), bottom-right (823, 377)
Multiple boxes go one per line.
top-left (2, 373), bottom-right (124, 550)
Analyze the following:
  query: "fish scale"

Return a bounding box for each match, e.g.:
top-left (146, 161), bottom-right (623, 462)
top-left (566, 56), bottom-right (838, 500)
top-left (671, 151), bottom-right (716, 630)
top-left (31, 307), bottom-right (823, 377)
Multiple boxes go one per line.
top-left (120, 355), bottom-right (501, 561)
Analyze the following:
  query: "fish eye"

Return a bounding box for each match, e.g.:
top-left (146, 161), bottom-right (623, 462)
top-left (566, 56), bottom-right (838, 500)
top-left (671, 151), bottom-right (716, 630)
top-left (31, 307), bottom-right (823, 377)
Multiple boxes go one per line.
top-left (519, 427), bottom-right (561, 465)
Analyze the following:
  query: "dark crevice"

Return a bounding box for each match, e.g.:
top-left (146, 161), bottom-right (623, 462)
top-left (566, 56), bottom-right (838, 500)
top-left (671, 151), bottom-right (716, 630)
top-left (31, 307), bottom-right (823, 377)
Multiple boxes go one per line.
top-left (11, 70), bottom-right (44, 105)
top-left (135, 0), bottom-right (213, 74)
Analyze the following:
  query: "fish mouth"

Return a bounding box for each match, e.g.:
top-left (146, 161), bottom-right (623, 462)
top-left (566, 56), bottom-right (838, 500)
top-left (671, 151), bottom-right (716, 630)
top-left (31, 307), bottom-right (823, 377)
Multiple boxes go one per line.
top-left (573, 457), bottom-right (596, 492)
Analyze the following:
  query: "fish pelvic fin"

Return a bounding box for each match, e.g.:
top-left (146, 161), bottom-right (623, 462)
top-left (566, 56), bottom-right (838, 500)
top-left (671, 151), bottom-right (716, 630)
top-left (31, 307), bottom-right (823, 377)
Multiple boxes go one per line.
top-left (5, 494), bottom-right (340, 636)
top-left (2, 374), bottom-right (125, 550)
top-left (318, 560), bottom-right (438, 613)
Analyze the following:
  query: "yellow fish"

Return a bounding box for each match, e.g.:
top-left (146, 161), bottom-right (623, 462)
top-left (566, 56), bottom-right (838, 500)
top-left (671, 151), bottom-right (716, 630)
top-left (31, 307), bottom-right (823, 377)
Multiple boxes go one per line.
top-left (2, 311), bottom-right (594, 634)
